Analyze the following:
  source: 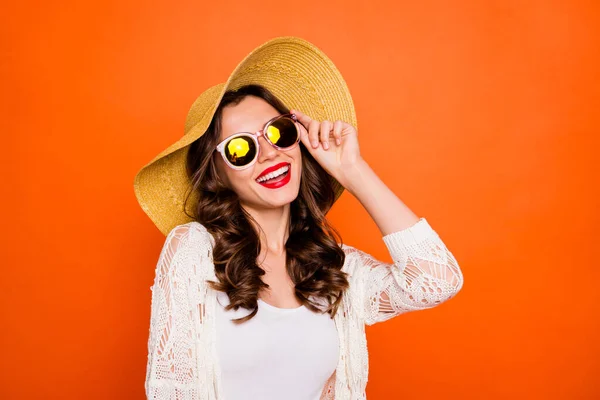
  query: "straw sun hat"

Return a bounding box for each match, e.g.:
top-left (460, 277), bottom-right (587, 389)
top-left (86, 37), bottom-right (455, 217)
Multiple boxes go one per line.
top-left (133, 36), bottom-right (358, 236)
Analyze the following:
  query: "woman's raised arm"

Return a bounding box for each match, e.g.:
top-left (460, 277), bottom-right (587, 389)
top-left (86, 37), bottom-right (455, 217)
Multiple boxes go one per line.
top-left (344, 218), bottom-right (463, 325)
top-left (341, 160), bottom-right (464, 325)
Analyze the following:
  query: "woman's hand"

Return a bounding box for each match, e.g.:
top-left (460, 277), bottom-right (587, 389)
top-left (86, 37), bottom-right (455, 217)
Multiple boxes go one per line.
top-left (290, 109), bottom-right (364, 188)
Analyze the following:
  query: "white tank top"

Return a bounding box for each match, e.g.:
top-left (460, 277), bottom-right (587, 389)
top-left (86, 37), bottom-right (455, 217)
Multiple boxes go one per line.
top-left (215, 291), bottom-right (339, 400)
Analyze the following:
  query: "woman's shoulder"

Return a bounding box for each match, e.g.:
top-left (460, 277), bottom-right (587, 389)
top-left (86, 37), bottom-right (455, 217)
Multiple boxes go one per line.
top-left (165, 220), bottom-right (215, 249)
top-left (163, 221), bottom-right (216, 280)
top-left (168, 220), bottom-right (209, 234)
top-left (338, 242), bottom-right (365, 264)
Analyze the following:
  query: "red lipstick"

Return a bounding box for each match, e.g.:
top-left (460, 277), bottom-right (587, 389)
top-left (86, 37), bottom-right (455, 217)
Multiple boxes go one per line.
top-left (256, 162), bottom-right (291, 189)
top-left (257, 162), bottom-right (289, 179)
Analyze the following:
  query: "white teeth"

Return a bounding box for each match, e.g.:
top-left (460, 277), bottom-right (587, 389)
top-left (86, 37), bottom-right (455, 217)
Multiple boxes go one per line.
top-left (256, 165), bottom-right (290, 183)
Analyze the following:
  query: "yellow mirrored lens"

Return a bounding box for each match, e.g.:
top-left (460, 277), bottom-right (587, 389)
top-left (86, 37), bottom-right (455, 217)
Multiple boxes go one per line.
top-left (266, 125), bottom-right (281, 143)
top-left (226, 138), bottom-right (250, 160)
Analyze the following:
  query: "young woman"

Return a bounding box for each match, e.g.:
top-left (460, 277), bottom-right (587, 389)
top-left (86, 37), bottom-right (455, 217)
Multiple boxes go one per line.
top-left (134, 37), bottom-right (464, 400)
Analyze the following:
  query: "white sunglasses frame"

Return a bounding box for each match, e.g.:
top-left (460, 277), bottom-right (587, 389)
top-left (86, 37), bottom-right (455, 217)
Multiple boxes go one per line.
top-left (214, 113), bottom-right (301, 171)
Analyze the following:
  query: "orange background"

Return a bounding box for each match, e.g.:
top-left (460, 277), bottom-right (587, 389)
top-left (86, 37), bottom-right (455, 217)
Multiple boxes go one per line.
top-left (2, 0), bottom-right (598, 399)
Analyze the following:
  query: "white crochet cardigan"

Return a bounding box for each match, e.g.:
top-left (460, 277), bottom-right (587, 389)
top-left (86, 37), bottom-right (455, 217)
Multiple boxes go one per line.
top-left (145, 217), bottom-right (464, 399)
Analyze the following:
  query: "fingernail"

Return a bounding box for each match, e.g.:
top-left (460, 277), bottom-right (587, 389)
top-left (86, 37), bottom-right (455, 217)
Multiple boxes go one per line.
top-left (336, 138), bottom-right (341, 146)
top-left (324, 141), bottom-right (329, 150)
top-left (312, 141), bottom-right (318, 148)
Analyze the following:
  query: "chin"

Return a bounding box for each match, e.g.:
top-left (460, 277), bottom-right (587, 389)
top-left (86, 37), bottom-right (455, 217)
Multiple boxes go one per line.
top-left (259, 182), bottom-right (301, 208)
top-left (242, 179), bottom-right (301, 210)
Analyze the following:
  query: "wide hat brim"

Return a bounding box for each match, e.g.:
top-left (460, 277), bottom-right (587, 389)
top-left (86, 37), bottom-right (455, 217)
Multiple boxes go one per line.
top-left (133, 36), bottom-right (357, 236)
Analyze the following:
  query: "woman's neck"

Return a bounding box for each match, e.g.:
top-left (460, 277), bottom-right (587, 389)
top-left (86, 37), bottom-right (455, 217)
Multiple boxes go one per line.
top-left (242, 202), bottom-right (291, 255)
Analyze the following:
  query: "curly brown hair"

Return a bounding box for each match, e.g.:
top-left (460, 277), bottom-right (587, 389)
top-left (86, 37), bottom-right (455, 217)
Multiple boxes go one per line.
top-left (183, 84), bottom-right (349, 324)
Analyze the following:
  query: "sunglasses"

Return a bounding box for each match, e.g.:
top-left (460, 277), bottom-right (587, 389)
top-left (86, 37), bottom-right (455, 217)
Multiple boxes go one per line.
top-left (214, 113), bottom-right (301, 170)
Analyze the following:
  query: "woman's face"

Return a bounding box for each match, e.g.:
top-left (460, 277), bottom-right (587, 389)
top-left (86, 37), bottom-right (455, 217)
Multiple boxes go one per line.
top-left (215, 95), bottom-right (302, 210)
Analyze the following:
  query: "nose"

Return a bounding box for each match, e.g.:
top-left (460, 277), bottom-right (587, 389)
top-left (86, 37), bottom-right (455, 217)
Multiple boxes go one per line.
top-left (256, 135), bottom-right (279, 163)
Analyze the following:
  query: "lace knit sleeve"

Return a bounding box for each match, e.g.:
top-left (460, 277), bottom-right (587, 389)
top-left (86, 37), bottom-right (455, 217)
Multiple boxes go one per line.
top-left (145, 224), bottom-right (201, 399)
top-left (345, 218), bottom-right (464, 326)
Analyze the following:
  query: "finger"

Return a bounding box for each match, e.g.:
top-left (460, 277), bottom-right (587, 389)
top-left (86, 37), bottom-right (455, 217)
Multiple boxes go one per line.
top-left (295, 119), bottom-right (309, 141)
top-left (332, 120), bottom-right (343, 146)
top-left (308, 119), bottom-right (321, 149)
top-left (320, 120), bottom-right (332, 150)
top-left (291, 109), bottom-right (321, 149)
top-left (290, 109), bottom-right (312, 129)
top-left (298, 122), bottom-right (312, 149)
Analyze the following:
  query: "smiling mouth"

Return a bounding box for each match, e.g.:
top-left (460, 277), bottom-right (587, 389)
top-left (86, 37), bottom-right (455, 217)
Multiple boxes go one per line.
top-left (256, 164), bottom-right (289, 183)
top-left (256, 163), bottom-right (291, 188)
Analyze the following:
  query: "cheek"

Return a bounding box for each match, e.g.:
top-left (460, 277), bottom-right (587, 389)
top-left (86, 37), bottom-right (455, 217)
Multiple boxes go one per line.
top-left (215, 157), bottom-right (248, 191)
top-left (224, 167), bottom-right (255, 193)
top-left (293, 148), bottom-right (303, 172)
